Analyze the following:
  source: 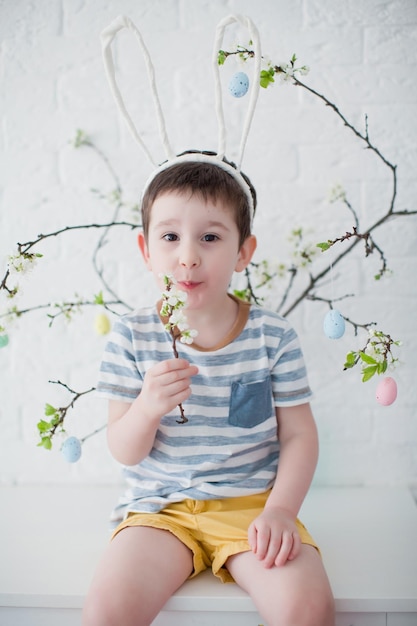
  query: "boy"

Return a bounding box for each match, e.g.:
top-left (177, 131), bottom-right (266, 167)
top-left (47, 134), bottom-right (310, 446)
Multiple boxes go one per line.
top-left (83, 156), bottom-right (335, 626)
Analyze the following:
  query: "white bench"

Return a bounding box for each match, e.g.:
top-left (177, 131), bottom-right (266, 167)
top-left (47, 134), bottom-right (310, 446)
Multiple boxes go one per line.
top-left (0, 484), bottom-right (416, 626)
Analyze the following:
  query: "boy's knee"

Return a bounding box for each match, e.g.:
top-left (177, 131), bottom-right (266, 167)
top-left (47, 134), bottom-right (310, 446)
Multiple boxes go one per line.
top-left (277, 587), bottom-right (335, 626)
top-left (82, 589), bottom-right (112, 626)
top-left (82, 589), bottom-right (127, 626)
top-left (258, 581), bottom-right (334, 626)
top-left (82, 593), bottom-right (103, 626)
top-left (83, 587), bottom-right (153, 626)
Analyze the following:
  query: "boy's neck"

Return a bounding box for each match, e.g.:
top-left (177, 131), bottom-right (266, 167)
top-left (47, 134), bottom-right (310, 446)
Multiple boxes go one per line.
top-left (158, 293), bottom-right (249, 351)
top-left (189, 294), bottom-right (239, 349)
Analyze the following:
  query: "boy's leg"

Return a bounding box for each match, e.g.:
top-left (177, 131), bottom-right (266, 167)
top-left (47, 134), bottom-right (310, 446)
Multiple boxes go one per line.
top-left (226, 544), bottom-right (335, 626)
top-left (83, 526), bottom-right (194, 626)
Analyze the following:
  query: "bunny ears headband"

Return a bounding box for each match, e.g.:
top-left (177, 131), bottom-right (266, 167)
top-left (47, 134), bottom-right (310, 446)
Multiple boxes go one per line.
top-left (101, 14), bottom-right (262, 222)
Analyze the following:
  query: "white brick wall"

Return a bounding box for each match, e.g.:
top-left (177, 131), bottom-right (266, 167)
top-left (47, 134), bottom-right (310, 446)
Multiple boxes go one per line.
top-left (1, 0), bottom-right (416, 487)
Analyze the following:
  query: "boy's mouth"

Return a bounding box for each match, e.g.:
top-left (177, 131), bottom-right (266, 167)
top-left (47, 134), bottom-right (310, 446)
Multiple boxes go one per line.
top-left (178, 281), bottom-right (201, 290)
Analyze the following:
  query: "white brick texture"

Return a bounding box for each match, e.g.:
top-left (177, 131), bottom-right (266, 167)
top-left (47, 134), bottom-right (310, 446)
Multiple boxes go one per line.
top-left (0, 0), bottom-right (416, 487)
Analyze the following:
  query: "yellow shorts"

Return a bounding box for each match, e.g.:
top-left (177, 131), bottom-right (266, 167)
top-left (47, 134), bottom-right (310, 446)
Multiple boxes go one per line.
top-left (111, 491), bottom-right (319, 583)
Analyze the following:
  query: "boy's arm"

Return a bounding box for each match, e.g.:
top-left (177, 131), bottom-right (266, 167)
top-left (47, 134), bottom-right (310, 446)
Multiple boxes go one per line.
top-left (267, 402), bottom-right (319, 516)
top-left (106, 358), bottom-right (198, 466)
top-left (248, 402), bottom-right (319, 567)
top-left (106, 398), bottom-right (160, 466)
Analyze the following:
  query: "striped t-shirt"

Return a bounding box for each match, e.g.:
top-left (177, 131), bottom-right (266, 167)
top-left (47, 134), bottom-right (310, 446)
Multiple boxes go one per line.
top-left (97, 296), bottom-right (313, 522)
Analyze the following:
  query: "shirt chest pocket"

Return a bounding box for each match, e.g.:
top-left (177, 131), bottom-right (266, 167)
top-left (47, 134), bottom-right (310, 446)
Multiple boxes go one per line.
top-left (228, 378), bottom-right (274, 428)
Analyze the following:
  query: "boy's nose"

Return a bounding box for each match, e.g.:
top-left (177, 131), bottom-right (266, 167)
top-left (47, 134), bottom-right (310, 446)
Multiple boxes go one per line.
top-left (179, 243), bottom-right (200, 268)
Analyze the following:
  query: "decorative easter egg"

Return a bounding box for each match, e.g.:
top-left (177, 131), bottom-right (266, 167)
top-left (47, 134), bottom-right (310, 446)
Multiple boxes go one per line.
top-left (0, 334), bottom-right (9, 348)
top-left (229, 72), bottom-right (249, 98)
top-left (94, 313), bottom-right (111, 335)
top-left (376, 376), bottom-right (397, 406)
top-left (323, 310), bottom-right (345, 339)
top-left (61, 436), bottom-right (82, 463)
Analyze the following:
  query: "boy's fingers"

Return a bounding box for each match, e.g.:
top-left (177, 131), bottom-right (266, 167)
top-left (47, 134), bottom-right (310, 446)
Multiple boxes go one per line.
top-left (253, 527), bottom-right (271, 561)
top-left (287, 532), bottom-right (301, 561)
top-left (155, 359), bottom-right (198, 380)
top-left (158, 358), bottom-right (192, 372)
top-left (272, 532), bottom-right (294, 567)
top-left (248, 523), bottom-right (257, 552)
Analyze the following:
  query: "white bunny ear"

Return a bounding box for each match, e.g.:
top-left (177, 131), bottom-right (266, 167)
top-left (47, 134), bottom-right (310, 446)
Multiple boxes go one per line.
top-left (212, 15), bottom-right (262, 169)
top-left (101, 15), bottom-right (175, 165)
top-left (101, 14), bottom-right (260, 224)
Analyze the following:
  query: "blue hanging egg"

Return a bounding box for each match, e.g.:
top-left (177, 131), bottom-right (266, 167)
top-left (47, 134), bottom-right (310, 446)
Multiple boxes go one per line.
top-left (0, 334), bottom-right (9, 348)
top-left (323, 309), bottom-right (345, 339)
top-left (61, 436), bottom-right (82, 463)
top-left (229, 72), bottom-right (249, 98)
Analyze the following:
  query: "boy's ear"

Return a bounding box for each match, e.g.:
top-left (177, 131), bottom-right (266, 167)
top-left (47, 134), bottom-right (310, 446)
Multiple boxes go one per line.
top-left (137, 232), bottom-right (152, 270)
top-left (235, 235), bottom-right (257, 273)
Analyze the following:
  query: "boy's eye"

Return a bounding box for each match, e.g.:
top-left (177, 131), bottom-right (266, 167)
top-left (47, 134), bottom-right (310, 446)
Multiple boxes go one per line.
top-left (202, 234), bottom-right (219, 242)
top-left (163, 233), bottom-right (178, 242)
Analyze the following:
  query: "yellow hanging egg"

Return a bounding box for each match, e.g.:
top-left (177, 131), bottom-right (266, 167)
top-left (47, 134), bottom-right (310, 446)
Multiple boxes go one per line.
top-left (94, 313), bottom-right (111, 335)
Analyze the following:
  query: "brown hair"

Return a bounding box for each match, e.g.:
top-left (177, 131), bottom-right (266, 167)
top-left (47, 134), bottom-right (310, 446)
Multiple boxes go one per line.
top-left (141, 152), bottom-right (256, 247)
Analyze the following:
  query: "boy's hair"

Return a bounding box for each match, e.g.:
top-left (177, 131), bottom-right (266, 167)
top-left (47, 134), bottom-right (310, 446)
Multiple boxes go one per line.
top-left (141, 151), bottom-right (257, 247)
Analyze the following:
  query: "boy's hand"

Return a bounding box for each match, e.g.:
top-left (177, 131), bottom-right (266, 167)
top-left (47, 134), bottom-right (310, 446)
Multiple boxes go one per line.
top-left (140, 358), bottom-right (198, 421)
top-left (248, 506), bottom-right (301, 568)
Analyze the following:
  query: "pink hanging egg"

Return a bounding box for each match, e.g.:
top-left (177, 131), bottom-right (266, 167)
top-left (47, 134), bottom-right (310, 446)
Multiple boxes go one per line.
top-left (376, 376), bottom-right (397, 406)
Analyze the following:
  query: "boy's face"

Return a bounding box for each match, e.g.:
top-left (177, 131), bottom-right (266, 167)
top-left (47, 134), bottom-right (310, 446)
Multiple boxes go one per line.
top-left (138, 191), bottom-right (256, 312)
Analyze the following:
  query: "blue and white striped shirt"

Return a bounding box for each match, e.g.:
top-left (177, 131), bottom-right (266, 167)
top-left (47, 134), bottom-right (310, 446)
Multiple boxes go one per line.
top-left (97, 297), bottom-right (313, 522)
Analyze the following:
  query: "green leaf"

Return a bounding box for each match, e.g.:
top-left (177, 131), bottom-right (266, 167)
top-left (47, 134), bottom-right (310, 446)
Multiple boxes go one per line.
top-left (38, 436), bottom-right (52, 450)
top-left (232, 289), bottom-right (252, 303)
top-left (37, 419), bottom-right (51, 433)
top-left (362, 365), bottom-right (377, 382)
top-left (260, 69), bottom-right (275, 89)
top-left (73, 129), bottom-right (89, 148)
top-left (44, 403), bottom-right (57, 416)
top-left (94, 291), bottom-right (104, 305)
top-left (377, 360), bottom-right (388, 374)
top-left (345, 352), bottom-right (356, 364)
top-left (344, 352), bottom-right (357, 369)
top-left (217, 50), bottom-right (226, 65)
top-left (316, 242), bottom-right (331, 251)
top-left (359, 351), bottom-right (377, 365)
top-left (50, 415), bottom-right (61, 427)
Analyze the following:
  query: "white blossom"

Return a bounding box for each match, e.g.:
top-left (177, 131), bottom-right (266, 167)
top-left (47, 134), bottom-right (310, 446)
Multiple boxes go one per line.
top-left (365, 342), bottom-right (384, 362)
top-left (168, 308), bottom-right (189, 332)
top-left (277, 60), bottom-right (289, 72)
top-left (180, 329), bottom-right (199, 345)
top-left (8, 252), bottom-right (39, 276)
top-left (328, 183), bottom-right (347, 203)
top-left (261, 55), bottom-right (273, 71)
top-left (160, 274), bottom-right (198, 345)
top-left (278, 68), bottom-right (294, 84)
